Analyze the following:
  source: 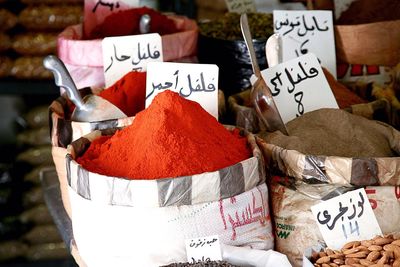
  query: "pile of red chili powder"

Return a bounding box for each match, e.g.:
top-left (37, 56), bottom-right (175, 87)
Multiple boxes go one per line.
top-left (77, 90), bottom-right (252, 179)
top-left (87, 7), bottom-right (178, 39)
top-left (98, 71), bottom-right (146, 117)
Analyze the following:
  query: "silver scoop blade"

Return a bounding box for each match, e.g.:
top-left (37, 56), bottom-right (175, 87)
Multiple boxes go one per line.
top-left (240, 14), bottom-right (288, 135)
top-left (139, 14), bottom-right (151, 34)
top-left (43, 55), bottom-right (126, 122)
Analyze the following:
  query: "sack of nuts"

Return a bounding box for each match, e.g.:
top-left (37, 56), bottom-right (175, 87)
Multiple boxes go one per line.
top-left (304, 234), bottom-right (400, 267)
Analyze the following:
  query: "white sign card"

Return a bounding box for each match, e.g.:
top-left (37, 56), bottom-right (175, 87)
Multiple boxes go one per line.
top-left (102, 33), bottom-right (163, 87)
top-left (311, 188), bottom-right (382, 250)
top-left (146, 62), bottom-right (219, 119)
top-left (84, 0), bottom-right (139, 37)
top-left (185, 235), bottom-right (222, 263)
top-left (273, 10), bottom-right (337, 78)
top-left (250, 53), bottom-right (338, 124)
top-left (224, 0), bottom-right (256, 13)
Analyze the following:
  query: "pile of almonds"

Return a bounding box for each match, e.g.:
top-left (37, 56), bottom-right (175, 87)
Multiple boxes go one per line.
top-left (311, 235), bottom-right (400, 267)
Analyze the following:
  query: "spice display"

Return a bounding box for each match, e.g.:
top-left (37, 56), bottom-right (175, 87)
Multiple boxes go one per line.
top-left (98, 71), bottom-right (146, 117)
top-left (264, 108), bottom-right (397, 158)
top-left (199, 12), bottom-right (273, 41)
top-left (87, 7), bottom-right (179, 39)
top-left (18, 5), bottom-right (82, 31)
top-left (0, 9), bottom-right (17, 31)
top-left (310, 235), bottom-right (400, 266)
top-left (11, 57), bottom-right (52, 79)
top-left (12, 33), bottom-right (57, 56)
top-left (77, 90), bottom-right (251, 179)
top-left (0, 33), bottom-right (11, 53)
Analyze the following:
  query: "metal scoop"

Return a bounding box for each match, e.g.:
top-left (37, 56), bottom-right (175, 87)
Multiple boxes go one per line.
top-left (265, 33), bottom-right (282, 68)
top-left (139, 14), bottom-right (151, 34)
top-left (240, 14), bottom-right (288, 135)
top-left (43, 55), bottom-right (126, 122)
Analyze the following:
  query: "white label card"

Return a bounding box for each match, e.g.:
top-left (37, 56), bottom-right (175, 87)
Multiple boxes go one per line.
top-left (273, 10), bottom-right (337, 78)
top-left (146, 62), bottom-right (219, 119)
top-left (102, 33), bottom-right (163, 87)
top-left (251, 53), bottom-right (338, 124)
top-left (224, 0), bottom-right (256, 13)
top-left (311, 188), bottom-right (382, 250)
top-left (185, 235), bottom-right (222, 263)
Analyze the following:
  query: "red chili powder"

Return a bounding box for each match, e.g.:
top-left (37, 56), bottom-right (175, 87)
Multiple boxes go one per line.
top-left (88, 7), bottom-right (179, 39)
top-left (77, 90), bottom-right (252, 179)
top-left (98, 71), bottom-right (146, 117)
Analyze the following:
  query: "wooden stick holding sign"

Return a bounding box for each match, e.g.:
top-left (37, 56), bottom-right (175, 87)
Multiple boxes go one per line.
top-left (145, 62), bottom-right (219, 119)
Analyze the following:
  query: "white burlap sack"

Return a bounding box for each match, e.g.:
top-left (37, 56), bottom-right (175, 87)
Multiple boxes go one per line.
top-left (271, 183), bottom-right (400, 267)
top-left (65, 126), bottom-right (273, 266)
top-left (69, 183), bottom-right (273, 267)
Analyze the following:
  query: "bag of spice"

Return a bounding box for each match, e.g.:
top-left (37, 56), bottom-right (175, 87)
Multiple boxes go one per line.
top-left (49, 71), bottom-right (147, 218)
top-left (256, 108), bottom-right (400, 266)
top-left (57, 7), bottom-right (198, 88)
top-left (64, 91), bottom-right (273, 266)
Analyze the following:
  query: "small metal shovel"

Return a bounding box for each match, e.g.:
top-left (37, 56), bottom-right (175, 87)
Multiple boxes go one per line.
top-left (240, 14), bottom-right (288, 135)
top-left (44, 55), bottom-right (126, 122)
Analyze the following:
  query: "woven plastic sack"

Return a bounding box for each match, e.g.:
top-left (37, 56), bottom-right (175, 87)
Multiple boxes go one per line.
top-left (256, 108), bottom-right (400, 266)
top-left (65, 127), bottom-right (273, 266)
top-left (270, 182), bottom-right (400, 267)
top-left (57, 16), bottom-right (198, 88)
top-left (258, 109), bottom-right (400, 186)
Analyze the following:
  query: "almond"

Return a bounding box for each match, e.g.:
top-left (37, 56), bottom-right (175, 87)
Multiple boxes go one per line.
top-left (343, 241), bottom-right (361, 249)
top-left (393, 259), bottom-right (400, 267)
top-left (368, 245), bottom-right (382, 251)
top-left (345, 257), bottom-right (360, 264)
top-left (333, 258), bottom-right (344, 265)
top-left (345, 251), bottom-right (368, 258)
top-left (316, 256), bottom-right (331, 264)
top-left (374, 237), bottom-right (394, 246)
top-left (344, 248), bottom-right (361, 255)
top-left (366, 251), bottom-right (381, 262)
top-left (392, 240), bottom-right (400, 247)
top-left (359, 258), bottom-right (375, 266)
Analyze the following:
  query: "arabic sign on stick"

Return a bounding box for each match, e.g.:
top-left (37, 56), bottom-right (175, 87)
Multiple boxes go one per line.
top-left (146, 62), bottom-right (219, 119)
top-left (273, 10), bottom-right (337, 78)
top-left (84, 0), bottom-right (140, 38)
top-left (224, 0), bottom-right (256, 13)
top-left (185, 235), bottom-right (222, 263)
top-left (102, 33), bottom-right (163, 87)
top-left (251, 53), bottom-right (338, 124)
top-left (311, 188), bottom-right (382, 250)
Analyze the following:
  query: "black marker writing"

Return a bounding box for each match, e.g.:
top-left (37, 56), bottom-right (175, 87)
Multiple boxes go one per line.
top-left (92, 0), bottom-right (120, 13)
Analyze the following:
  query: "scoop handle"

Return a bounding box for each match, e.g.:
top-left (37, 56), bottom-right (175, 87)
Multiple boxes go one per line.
top-left (43, 55), bottom-right (85, 110)
top-left (240, 13), bottom-right (261, 77)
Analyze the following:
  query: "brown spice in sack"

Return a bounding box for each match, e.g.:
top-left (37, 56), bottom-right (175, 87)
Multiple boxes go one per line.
top-left (264, 109), bottom-right (399, 157)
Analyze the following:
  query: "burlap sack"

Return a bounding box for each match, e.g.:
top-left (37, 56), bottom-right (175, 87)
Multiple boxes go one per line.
top-left (65, 126), bottom-right (273, 267)
top-left (270, 182), bottom-right (400, 267)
